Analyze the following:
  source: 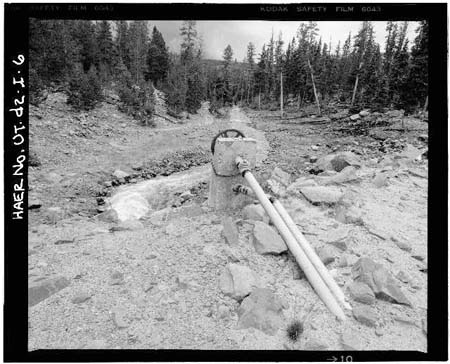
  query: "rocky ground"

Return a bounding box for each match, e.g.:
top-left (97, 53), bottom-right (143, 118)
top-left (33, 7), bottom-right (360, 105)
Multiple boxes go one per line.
top-left (28, 94), bottom-right (428, 352)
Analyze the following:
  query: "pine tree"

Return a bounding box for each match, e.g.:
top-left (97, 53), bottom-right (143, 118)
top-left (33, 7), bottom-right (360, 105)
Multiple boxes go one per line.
top-left (67, 64), bottom-right (103, 111)
top-left (71, 20), bottom-right (98, 72)
top-left (244, 42), bottom-right (257, 104)
top-left (146, 26), bottom-right (170, 85)
top-left (180, 21), bottom-right (198, 65)
top-left (96, 21), bottom-right (115, 70)
top-left (127, 21), bottom-right (149, 84)
top-left (29, 19), bottom-right (77, 85)
top-left (406, 21), bottom-right (428, 110)
top-left (116, 21), bottom-right (130, 70)
top-left (222, 45), bottom-right (234, 104)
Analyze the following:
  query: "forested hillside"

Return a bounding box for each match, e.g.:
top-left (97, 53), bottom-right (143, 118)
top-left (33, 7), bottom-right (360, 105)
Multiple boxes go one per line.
top-left (30, 20), bottom-right (428, 121)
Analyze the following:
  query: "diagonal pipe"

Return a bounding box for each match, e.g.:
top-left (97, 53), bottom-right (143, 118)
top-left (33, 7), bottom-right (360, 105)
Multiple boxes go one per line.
top-left (232, 181), bottom-right (351, 311)
top-left (235, 157), bottom-right (346, 321)
top-left (271, 199), bottom-right (352, 311)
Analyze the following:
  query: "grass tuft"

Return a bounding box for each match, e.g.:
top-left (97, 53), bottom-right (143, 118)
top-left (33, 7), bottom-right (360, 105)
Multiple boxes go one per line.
top-left (286, 320), bottom-right (303, 342)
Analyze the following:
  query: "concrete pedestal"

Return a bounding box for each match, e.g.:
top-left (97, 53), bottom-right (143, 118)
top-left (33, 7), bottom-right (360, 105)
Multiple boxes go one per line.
top-left (208, 137), bottom-right (257, 211)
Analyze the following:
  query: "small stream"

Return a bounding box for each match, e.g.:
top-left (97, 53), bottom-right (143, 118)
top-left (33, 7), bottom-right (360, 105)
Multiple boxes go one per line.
top-left (108, 107), bottom-right (269, 221)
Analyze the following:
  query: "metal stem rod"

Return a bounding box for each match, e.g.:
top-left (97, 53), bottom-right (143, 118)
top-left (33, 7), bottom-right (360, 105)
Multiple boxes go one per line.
top-left (235, 157), bottom-right (346, 321)
top-left (272, 199), bottom-right (352, 311)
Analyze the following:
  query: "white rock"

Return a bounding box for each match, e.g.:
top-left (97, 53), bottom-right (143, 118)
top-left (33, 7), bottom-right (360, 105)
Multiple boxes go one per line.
top-left (112, 169), bottom-right (130, 179)
top-left (359, 110), bottom-right (370, 117)
top-left (300, 186), bottom-right (343, 205)
top-left (219, 263), bottom-right (260, 300)
top-left (252, 221), bottom-right (287, 255)
top-left (242, 204), bottom-right (269, 223)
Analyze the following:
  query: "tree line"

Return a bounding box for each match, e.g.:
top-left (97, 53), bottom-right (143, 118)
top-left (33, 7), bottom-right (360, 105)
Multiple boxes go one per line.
top-left (215, 21), bottom-right (428, 114)
top-left (30, 20), bottom-right (428, 121)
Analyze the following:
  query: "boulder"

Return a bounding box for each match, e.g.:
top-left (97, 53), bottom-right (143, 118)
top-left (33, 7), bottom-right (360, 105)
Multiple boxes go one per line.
top-left (28, 276), bottom-right (70, 307)
top-left (319, 166), bottom-right (359, 185)
top-left (252, 221), bottom-right (287, 255)
top-left (237, 288), bottom-right (285, 335)
top-left (369, 130), bottom-right (390, 141)
top-left (286, 178), bottom-right (317, 195)
top-left (323, 226), bottom-right (350, 251)
top-left (219, 263), bottom-right (260, 300)
top-left (352, 258), bottom-right (411, 306)
top-left (331, 155), bottom-right (354, 172)
top-left (392, 239), bottom-right (412, 252)
top-left (270, 167), bottom-right (291, 186)
top-left (372, 172), bottom-right (388, 188)
top-left (315, 152), bottom-right (361, 173)
top-left (352, 306), bottom-right (377, 327)
top-left (112, 169), bottom-right (130, 179)
top-left (300, 186), bottom-right (343, 205)
top-left (97, 209), bottom-right (119, 223)
top-left (348, 281), bottom-right (375, 305)
top-left (71, 292), bottom-right (92, 304)
top-left (221, 216), bottom-right (240, 245)
top-left (399, 144), bottom-right (422, 160)
top-left (316, 246), bottom-right (335, 265)
top-left (242, 204), bottom-right (269, 223)
top-left (267, 179), bottom-right (287, 197)
top-left (350, 114), bottom-right (360, 121)
top-left (335, 205), bottom-right (364, 226)
top-left (359, 110), bottom-right (370, 117)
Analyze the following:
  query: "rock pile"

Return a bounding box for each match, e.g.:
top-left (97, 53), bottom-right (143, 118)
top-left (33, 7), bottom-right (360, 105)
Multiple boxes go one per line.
top-left (351, 257), bottom-right (411, 306)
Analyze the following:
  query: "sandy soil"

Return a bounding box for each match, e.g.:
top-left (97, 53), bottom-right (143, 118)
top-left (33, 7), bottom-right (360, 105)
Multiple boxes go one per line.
top-left (28, 97), bottom-right (428, 351)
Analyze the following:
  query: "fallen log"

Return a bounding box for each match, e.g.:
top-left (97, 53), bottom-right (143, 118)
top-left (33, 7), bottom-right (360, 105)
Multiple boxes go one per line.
top-left (154, 112), bottom-right (178, 123)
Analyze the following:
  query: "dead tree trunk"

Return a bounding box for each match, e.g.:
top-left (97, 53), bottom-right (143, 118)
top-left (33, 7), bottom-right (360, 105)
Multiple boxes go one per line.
top-left (280, 71), bottom-right (284, 118)
top-left (307, 59), bottom-right (321, 115)
top-left (351, 60), bottom-right (364, 107)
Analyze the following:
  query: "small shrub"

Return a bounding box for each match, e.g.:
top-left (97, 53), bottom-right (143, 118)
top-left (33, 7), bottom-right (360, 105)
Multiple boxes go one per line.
top-left (29, 67), bottom-right (47, 106)
top-left (67, 65), bottom-right (103, 111)
top-left (118, 81), bottom-right (156, 127)
top-left (286, 320), bottom-right (303, 342)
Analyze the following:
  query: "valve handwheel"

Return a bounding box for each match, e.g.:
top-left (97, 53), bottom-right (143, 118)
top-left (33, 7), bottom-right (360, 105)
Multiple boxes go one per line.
top-left (210, 129), bottom-right (246, 155)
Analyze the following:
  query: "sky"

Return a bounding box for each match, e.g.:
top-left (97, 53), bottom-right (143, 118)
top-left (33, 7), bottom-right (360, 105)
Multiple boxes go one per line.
top-left (148, 21), bottom-right (420, 61)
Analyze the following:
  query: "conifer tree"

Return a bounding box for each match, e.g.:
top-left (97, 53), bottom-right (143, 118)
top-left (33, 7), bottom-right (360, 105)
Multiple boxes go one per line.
top-left (222, 45), bottom-right (234, 104)
top-left (127, 21), bottom-right (149, 84)
top-left (96, 21), bottom-right (115, 71)
top-left (116, 21), bottom-right (130, 70)
top-left (406, 21), bottom-right (428, 110)
top-left (146, 26), bottom-right (170, 85)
